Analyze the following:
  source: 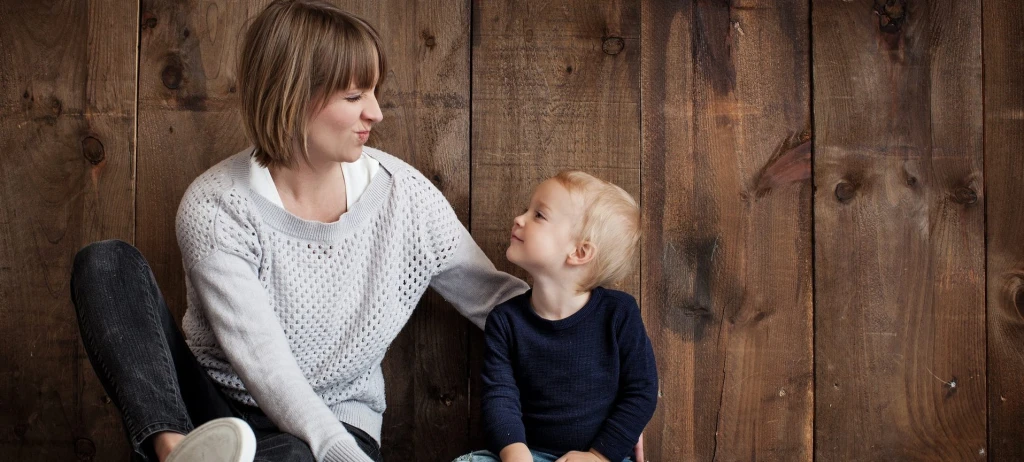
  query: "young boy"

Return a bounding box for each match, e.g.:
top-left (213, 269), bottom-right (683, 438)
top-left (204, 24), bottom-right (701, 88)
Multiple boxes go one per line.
top-left (460, 171), bottom-right (658, 462)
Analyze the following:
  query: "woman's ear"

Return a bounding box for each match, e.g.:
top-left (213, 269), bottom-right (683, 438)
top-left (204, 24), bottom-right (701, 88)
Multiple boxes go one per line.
top-left (566, 241), bottom-right (595, 266)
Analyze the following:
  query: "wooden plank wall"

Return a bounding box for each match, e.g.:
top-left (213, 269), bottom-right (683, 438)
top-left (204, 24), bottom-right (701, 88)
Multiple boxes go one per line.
top-left (984, 0), bottom-right (1024, 459)
top-left (813, 1), bottom-right (987, 459)
top-left (640, 0), bottom-right (813, 460)
top-left (0, 0), bottom-right (138, 460)
top-left (1, 0), bottom-right (1022, 460)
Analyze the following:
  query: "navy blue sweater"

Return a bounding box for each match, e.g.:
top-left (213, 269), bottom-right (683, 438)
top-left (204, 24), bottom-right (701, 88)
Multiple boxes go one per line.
top-left (481, 287), bottom-right (658, 461)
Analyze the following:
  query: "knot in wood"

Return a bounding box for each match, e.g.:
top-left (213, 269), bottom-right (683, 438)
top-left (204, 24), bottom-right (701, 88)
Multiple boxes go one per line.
top-left (834, 182), bottom-right (856, 202)
top-left (142, 12), bottom-right (157, 30)
top-left (602, 37), bottom-right (625, 55)
top-left (162, 56), bottom-right (184, 90)
top-left (421, 30), bottom-right (436, 49)
top-left (81, 136), bottom-right (105, 165)
top-left (953, 187), bottom-right (978, 205)
top-left (75, 438), bottom-right (96, 458)
top-left (874, 0), bottom-right (907, 33)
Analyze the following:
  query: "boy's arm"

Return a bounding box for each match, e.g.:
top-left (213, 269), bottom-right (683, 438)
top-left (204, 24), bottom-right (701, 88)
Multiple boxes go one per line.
top-left (589, 301), bottom-right (659, 461)
top-left (481, 311), bottom-right (530, 458)
top-left (500, 443), bottom-right (534, 462)
top-left (430, 225), bottom-right (529, 329)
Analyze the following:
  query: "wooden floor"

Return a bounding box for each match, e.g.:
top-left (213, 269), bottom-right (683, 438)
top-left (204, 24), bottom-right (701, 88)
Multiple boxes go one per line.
top-left (1, 0), bottom-right (1022, 460)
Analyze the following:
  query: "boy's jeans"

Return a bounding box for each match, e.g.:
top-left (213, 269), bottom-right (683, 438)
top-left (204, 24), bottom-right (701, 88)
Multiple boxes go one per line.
top-left (454, 449), bottom-right (632, 462)
top-left (70, 240), bottom-right (382, 462)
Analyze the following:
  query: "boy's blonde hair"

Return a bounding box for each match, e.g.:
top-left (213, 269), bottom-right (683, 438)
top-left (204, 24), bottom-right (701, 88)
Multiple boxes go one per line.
top-left (553, 171), bottom-right (640, 291)
top-left (238, 0), bottom-right (387, 168)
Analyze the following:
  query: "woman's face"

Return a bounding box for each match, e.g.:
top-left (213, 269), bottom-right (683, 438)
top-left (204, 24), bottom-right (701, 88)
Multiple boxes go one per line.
top-left (305, 84), bottom-right (383, 164)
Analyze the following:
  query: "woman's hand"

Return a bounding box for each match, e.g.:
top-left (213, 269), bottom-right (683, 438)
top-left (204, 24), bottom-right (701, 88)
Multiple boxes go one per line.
top-left (555, 449), bottom-right (610, 462)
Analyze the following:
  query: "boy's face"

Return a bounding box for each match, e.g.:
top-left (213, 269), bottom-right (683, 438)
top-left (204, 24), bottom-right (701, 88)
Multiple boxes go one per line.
top-left (506, 179), bottom-right (583, 274)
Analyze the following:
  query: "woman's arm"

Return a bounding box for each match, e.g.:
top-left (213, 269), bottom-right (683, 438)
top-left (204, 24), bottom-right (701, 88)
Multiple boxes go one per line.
top-left (188, 251), bottom-right (374, 462)
top-left (430, 224), bottom-right (529, 329)
top-left (176, 177), bottom-right (373, 462)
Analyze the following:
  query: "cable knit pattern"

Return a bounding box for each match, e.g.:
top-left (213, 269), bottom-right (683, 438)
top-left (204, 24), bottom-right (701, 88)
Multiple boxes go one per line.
top-left (175, 147), bottom-right (529, 462)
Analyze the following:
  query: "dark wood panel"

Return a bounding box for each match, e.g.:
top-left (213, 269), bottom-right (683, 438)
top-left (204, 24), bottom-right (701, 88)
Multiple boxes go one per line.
top-left (470, 0), bottom-right (641, 449)
top-left (0, 0), bottom-right (138, 459)
top-left (640, 0), bottom-right (813, 460)
top-left (984, 0), bottom-right (1024, 458)
top-left (813, 0), bottom-right (986, 459)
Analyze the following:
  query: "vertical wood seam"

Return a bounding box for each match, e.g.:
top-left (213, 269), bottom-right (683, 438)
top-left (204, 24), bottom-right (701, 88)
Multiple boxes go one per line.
top-left (980, 0), bottom-right (990, 454)
top-left (808, 0), bottom-right (817, 460)
top-left (133, 0), bottom-right (141, 247)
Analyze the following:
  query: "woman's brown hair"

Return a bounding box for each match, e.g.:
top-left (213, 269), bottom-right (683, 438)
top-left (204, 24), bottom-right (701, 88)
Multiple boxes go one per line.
top-left (237, 0), bottom-right (387, 167)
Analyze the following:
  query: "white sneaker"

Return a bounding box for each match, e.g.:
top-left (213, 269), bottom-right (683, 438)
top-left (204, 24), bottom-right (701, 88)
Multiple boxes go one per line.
top-left (166, 417), bottom-right (256, 462)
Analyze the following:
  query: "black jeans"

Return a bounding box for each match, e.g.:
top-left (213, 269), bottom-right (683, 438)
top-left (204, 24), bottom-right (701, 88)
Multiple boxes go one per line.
top-left (71, 240), bottom-right (383, 462)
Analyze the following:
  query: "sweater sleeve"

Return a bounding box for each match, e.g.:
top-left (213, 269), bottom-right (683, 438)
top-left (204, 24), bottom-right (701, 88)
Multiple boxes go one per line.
top-left (177, 188), bottom-right (372, 462)
top-left (431, 225), bottom-right (529, 329)
top-left (589, 300), bottom-right (659, 461)
top-left (187, 252), bottom-right (373, 462)
top-left (480, 310), bottom-right (528, 453)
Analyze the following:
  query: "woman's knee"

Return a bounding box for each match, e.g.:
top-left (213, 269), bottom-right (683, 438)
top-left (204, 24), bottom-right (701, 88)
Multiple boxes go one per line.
top-left (70, 240), bottom-right (152, 318)
top-left (72, 240), bottom-right (145, 283)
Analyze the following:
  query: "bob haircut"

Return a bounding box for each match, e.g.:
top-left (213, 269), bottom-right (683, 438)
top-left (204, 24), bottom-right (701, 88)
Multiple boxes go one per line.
top-left (237, 0), bottom-right (387, 167)
top-left (553, 171), bottom-right (640, 291)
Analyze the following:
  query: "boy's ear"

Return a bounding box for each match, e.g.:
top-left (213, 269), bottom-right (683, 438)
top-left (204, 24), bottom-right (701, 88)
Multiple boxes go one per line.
top-left (566, 241), bottom-right (595, 266)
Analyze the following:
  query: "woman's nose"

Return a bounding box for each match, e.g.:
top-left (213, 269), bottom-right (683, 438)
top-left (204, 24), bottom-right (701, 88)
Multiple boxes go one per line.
top-left (363, 93), bottom-right (383, 124)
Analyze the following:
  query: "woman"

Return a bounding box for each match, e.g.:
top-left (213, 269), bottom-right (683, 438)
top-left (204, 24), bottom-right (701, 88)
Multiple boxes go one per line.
top-left (71, 1), bottom-right (527, 461)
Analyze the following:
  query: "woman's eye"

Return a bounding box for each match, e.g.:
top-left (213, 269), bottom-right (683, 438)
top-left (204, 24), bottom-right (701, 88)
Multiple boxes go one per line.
top-left (345, 94), bottom-right (363, 102)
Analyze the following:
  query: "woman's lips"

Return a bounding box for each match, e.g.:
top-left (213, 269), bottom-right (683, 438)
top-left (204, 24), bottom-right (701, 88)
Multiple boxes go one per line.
top-left (357, 131), bottom-right (370, 143)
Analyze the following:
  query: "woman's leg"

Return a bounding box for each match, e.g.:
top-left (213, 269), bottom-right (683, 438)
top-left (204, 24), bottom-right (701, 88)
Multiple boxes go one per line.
top-left (71, 240), bottom-right (237, 460)
top-left (241, 407), bottom-right (374, 462)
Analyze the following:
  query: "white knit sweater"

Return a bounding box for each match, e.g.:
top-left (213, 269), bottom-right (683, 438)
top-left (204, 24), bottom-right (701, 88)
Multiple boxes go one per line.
top-left (175, 147), bottom-right (528, 462)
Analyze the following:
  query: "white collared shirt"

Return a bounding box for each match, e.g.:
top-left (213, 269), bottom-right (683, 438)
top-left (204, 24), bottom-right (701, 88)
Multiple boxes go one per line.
top-left (249, 152), bottom-right (381, 209)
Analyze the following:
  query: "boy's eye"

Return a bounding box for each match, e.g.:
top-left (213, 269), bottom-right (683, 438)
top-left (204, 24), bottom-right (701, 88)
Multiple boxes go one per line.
top-left (534, 212), bottom-right (545, 220)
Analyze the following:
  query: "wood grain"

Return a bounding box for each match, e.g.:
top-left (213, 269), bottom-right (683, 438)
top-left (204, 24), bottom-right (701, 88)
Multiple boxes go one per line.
top-left (813, 0), bottom-right (986, 459)
top-left (640, 0), bottom-right (814, 460)
top-left (469, 0), bottom-right (642, 449)
top-left (984, 0), bottom-right (1024, 458)
top-left (0, 0), bottom-right (138, 459)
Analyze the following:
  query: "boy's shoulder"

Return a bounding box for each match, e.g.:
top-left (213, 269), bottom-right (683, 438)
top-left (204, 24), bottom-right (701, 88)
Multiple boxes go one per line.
top-left (592, 287), bottom-right (648, 334)
top-left (594, 287), bottom-right (640, 314)
top-left (489, 291), bottom-right (531, 318)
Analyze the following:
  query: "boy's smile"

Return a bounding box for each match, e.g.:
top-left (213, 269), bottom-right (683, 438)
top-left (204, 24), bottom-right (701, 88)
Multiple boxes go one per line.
top-left (506, 179), bottom-right (583, 275)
